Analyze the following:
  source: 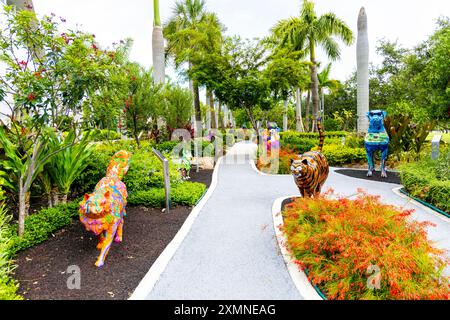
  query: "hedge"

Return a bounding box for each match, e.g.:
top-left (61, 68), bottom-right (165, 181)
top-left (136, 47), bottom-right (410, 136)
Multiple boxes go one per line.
top-left (128, 182), bottom-right (207, 208)
top-left (400, 155), bottom-right (450, 213)
top-left (280, 131), bottom-right (347, 140)
top-left (312, 145), bottom-right (367, 166)
top-left (6, 201), bottom-right (80, 257)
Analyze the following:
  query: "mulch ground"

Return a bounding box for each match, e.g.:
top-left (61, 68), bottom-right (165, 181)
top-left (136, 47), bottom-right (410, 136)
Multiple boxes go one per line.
top-left (13, 169), bottom-right (213, 300)
top-left (335, 169), bottom-right (401, 185)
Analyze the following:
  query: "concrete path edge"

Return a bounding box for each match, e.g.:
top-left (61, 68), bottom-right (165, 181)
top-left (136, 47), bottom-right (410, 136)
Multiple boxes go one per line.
top-left (129, 156), bottom-right (224, 300)
top-left (272, 196), bottom-right (323, 300)
top-left (392, 187), bottom-right (450, 224)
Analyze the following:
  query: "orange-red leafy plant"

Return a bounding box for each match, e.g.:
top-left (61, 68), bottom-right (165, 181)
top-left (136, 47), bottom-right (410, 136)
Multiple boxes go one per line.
top-left (281, 190), bottom-right (450, 300)
top-left (257, 147), bottom-right (298, 174)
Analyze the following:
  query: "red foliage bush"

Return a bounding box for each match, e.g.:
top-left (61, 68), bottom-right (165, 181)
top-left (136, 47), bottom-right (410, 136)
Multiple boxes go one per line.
top-left (282, 190), bottom-right (450, 300)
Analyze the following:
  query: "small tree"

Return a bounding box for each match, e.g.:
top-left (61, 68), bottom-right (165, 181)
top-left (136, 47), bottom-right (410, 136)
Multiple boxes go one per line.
top-left (124, 63), bottom-right (162, 147)
top-left (163, 84), bottom-right (194, 138)
top-left (0, 7), bottom-right (126, 236)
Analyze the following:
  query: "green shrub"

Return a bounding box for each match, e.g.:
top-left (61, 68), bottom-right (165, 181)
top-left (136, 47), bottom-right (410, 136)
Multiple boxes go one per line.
top-left (312, 145), bottom-right (367, 166)
top-left (324, 118), bottom-right (340, 131)
top-left (0, 279), bottom-right (21, 300)
top-left (280, 131), bottom-right (347, 141)
top-left (280, 132), bottom-right (344, 155)
top-left (124, 152), bottom-right (181, 193)
top-left (400, 151), bottom-right (450, 213)
top-left (0, 204), bottom-right (21, 300)
top-left (7, 201), bottom-right (80, 256)
top-left (154, 141), bottom-right (179, 153)
top-left (88, 129), bottom-right (121, 141)
top-left (72, 140), bottom-right (179, 195)
top-left (128, 182), bottom-right (206, 208)
top-left (344, 133), bottom-right (365, 149)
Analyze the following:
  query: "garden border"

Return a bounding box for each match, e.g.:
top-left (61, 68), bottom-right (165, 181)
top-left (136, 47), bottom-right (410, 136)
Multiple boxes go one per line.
top-left (392, 187), bottom-right (450, 222)
top-left (272, 196), bottom-right (324, 300)
top-left (129, 156), bottom-right (223, 300)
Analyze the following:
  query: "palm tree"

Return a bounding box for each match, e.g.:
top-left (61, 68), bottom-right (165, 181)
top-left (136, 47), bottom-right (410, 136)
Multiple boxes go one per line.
top-left (164, 0), bottom-right (222, 135)
top-left (272, 0), bottom-right (353, 131)
top-left (318, 63), bottom-right (340, 118)
top-left (152, 0), bottom-right (165, 84)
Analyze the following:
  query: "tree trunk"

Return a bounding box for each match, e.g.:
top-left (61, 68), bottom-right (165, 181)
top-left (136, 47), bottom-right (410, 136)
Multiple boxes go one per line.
top-left (48, 193), bottom-right (53, 208)
top-left (321, 89), bottom-right (325, 118)
top-left (305, 90), bottom-right (311, 131)
top-left (205, 91), bottom-right (211, 131)
top-left (18, 179), bottom-right (26, 236)
top-left (152, 0), bottom-right (165, 84)
top-left (310, 41), bottom-right (320, 132)
top-left (52, 187), bottom-right (59, 206)
top-left (61, 194), bottom-right (68, 204)
top-left (209, 92), bottom-right (217, 129)
top-left (193, 81), bottom-right (202, 136)
top-left (283, 99), bottom-right (288, 132)
top-left (310, 66), bottom-right (319, 132)
top-left (245, 107), bottom-right (258, 133)
top-left (357, 7), bottom-right (369, 133)
top-left (218, 101), bottom-right (224, 130)
top-left (296, 88), bottom-right (305, 132)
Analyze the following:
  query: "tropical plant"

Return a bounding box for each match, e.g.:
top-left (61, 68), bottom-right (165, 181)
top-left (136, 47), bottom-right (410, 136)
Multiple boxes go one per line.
top-left (0, 7), bottom-right (128, 236)
top-left (45, 131), bottom-right (94, 204)
top-left (317, 63), bottom-right (340, 118)
top-left (0, 125), bottom-right (64, 236)
top-left (124, 63), bottom-right (162, 147)
top-left (264, 49), bottom-right (310, 132)
top-left (163, 84), bottom-right (194, 137)
top-left (164, 0), bottom-right (224, 134)
top-left (272, 0), bottom-right (353, 131)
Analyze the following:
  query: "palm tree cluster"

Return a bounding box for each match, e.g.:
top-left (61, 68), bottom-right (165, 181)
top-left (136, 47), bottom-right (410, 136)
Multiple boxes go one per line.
top-left (271, 0), bottom-right (353, 131)
top-left (158, 0), bottom-right (353, 133)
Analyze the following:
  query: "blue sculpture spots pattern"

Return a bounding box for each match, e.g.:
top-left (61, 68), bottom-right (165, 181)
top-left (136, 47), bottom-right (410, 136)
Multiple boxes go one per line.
top-left (365, 110), bottom-right (390, 178)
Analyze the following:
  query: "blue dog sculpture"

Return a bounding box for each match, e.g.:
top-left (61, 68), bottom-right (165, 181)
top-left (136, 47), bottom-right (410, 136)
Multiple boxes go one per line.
top-left (365, 110), bottom-right (390, 178)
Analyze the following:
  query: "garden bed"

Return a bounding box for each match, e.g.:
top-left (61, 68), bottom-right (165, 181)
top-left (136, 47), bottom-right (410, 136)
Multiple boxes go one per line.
top-left (279, 192), bottom-right (450, 300)
top-left (12, 170), bottom-right (213, 300)
top-left (335, 169), bottom-right (401, 184)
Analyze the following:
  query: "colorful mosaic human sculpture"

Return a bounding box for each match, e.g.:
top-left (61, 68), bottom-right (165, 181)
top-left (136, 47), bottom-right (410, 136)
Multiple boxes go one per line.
top-left (365, 110), bottom-right (390, 178)
top-left (178, 147), bottom-right (192, 180)
top-left (79, 150), bottom-right (132, 268)
top-left (263, 122), bottom-right (280, 153)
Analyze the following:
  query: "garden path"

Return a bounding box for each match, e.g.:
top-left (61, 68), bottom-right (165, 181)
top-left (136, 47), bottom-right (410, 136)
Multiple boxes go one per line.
top-left (133, 141), bottom-right (450, 300)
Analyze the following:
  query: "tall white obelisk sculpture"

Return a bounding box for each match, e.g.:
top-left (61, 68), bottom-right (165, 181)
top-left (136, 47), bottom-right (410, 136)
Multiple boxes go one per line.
top-left (357, 7), bottom-right (369, 133)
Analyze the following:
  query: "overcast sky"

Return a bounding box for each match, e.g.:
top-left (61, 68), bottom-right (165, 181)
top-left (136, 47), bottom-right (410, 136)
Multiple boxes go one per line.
top-left (21, 0), bottom-right (450, 83)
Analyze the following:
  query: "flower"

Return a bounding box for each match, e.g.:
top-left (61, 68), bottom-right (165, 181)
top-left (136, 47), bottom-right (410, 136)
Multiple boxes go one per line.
top-left (27, 93), bottom-right (36, 101)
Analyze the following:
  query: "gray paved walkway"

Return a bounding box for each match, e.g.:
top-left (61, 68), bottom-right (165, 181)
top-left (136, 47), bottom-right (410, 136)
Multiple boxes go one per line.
top-left (143, 142), bottom-right (450, 299)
